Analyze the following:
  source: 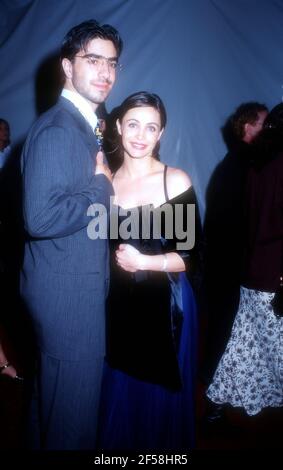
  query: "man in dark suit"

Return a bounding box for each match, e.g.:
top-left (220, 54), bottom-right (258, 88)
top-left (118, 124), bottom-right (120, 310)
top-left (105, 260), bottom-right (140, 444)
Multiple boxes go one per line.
top-left (20, 20), bottom-right (123, 450)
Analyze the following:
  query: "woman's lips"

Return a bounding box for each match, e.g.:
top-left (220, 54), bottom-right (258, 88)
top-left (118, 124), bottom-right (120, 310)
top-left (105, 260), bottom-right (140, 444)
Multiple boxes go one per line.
top-left (131, 142), bottom-right (147, 149)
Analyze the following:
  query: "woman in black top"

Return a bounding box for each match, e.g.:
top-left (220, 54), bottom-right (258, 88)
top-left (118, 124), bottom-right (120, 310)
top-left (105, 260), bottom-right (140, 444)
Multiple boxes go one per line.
top-left (97, 91), bottom-right (201, 451)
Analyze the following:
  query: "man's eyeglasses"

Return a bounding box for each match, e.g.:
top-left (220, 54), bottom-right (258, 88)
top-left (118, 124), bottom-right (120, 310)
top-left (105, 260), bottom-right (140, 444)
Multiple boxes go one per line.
top-left (75, 53), bottom-right (122, 72)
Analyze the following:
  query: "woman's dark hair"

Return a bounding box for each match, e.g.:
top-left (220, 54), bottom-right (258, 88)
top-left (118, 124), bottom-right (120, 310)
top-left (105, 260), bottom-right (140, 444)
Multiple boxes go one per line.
top-left (118, 91), bottom-right (167, 130)
top-left (61, 19), bottom-right (123, 61)
top-left (105, 92), bottom-right (167, 169)
top-left (104, 92), bottom-right (167, 171)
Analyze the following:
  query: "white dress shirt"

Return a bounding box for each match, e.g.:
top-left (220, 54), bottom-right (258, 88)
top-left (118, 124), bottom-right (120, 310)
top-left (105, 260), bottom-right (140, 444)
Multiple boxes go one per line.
top-left (61, 88), bottom-right (98, 132)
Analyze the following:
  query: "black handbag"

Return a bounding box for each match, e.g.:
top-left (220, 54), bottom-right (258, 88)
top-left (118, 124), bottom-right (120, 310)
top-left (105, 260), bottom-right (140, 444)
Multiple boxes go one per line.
top-left (271, 275), bottom-right (283, 317)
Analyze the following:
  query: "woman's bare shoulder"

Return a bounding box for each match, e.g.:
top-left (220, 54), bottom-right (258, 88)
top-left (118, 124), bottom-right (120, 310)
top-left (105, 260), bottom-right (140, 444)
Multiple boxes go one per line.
top-left (166, 166), bottom-right (192, 199)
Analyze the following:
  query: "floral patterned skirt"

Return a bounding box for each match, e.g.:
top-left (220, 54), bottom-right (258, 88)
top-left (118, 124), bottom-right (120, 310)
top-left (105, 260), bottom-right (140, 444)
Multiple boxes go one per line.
top-left (206, 286), bottom-right (283, 415)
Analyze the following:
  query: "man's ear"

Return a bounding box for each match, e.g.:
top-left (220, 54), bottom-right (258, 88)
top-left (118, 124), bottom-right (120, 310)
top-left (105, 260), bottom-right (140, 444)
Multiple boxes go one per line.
top-left (244, 122), bottom-right (251, 137)
top-left (62, 58), bottom-right (73, 79)
top-left (116, 119), bottom-right (122, 135)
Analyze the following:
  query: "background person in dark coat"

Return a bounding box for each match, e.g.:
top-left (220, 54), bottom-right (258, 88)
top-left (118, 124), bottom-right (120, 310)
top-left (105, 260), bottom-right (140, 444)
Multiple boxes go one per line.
top-left (202, 102), bottom-right (267, 422)
top-left (20, 20), bottom-right (122, 450)
top-left (207, 103), bottom-right (283, 416)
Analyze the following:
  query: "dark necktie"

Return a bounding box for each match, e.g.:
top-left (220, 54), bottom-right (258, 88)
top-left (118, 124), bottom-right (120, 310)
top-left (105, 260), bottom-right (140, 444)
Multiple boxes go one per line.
top-left (94, 121), bottom-right (103, 150)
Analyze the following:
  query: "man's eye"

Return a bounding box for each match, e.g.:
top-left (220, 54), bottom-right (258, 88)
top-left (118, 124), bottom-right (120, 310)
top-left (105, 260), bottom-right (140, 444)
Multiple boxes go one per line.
top-left (129, 123), bottom-right (136, 128)
top-left (87, 57), bottom-right (99, 66)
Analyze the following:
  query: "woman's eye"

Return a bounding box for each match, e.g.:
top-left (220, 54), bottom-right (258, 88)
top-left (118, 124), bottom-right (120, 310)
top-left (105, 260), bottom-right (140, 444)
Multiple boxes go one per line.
top-left (148, 126), bottom-right (157, 132)
top-left (128, 123), bottom-right (136, 128)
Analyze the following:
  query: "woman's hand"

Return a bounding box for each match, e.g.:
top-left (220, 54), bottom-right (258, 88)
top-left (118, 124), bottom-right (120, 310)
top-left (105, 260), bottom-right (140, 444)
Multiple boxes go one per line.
top-left (115, 244), bottom-right (146, 272)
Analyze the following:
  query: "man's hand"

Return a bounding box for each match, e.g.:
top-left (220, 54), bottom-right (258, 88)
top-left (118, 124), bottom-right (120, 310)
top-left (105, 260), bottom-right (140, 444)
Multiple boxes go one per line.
top-left (95, 151), bottom-right (112, 183)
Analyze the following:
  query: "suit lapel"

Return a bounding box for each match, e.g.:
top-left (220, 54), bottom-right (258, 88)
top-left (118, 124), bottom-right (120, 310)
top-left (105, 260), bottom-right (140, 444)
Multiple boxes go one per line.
top-left (58, 97), bottom-right (99, 152)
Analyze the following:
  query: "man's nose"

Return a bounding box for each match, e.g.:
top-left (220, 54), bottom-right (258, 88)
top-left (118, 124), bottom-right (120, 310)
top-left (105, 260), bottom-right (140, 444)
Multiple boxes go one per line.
top-left (98, 59), bottom-right (111, 79)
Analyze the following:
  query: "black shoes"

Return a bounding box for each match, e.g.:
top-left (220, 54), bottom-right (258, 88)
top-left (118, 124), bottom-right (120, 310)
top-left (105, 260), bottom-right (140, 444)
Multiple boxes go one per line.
top-left (205, 400), bottom-right (226, 423)
top-left (200, 398), bottom-right (228, 437)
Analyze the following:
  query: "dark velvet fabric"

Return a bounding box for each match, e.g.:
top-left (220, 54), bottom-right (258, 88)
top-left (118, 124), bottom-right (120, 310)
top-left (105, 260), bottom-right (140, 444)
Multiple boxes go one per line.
top-left (106, 187), bottom-right (200, 390)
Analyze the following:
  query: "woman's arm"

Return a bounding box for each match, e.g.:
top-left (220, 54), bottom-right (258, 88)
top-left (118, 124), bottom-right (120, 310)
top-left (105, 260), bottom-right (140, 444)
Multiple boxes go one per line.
top-left (116, 244), bottom-right (185, 273)
top-left (115, 167), bottom-right (198, 274)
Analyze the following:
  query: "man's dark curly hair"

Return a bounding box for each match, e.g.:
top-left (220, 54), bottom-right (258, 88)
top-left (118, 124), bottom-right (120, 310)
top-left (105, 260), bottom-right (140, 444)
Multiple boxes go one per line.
top-left (61, 19), bottom-right (123, 61)
top-left (230, 102), bottom-right (268, 140)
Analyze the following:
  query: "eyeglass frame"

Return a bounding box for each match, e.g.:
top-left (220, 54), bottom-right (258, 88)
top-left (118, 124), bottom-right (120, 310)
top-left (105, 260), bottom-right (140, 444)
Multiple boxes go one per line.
top-left (74, 53), bottom-right (122, 72)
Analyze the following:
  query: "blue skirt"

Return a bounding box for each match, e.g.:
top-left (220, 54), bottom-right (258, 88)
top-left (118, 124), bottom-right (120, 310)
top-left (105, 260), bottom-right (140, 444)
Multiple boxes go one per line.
top-left (97, 273), bottom-right (198, 451)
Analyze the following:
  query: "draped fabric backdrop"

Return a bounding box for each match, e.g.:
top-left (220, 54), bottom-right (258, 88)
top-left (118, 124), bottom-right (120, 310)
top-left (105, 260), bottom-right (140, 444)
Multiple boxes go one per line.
top-left (1, 0), bottom-right (283, 217)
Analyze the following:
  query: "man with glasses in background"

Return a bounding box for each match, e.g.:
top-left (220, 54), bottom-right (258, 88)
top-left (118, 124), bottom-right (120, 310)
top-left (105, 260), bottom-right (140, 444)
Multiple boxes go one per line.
top-left (21, 20), bottom-right (123, 450)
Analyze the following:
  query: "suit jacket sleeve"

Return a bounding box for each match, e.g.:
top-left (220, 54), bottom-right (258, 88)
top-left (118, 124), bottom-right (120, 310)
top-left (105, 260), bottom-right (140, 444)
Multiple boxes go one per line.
top-left (22, 125), bottom-right (113, 239)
